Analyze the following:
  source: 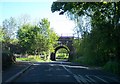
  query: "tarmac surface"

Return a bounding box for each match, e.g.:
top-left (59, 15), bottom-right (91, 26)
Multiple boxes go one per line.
top-left (2, 61), bottom-right (120, 84)
top-left (2, 61), bottom-right (32, 83)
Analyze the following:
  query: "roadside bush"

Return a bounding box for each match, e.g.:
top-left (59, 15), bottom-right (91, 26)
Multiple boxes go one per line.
top-left (2, 51), bottom-right (16, 70)
top-left (103, 60), bottom-right (120, 76)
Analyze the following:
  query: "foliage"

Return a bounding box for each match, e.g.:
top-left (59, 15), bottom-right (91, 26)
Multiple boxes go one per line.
top-left (57, 48), bottom-right (68, 53)
top-left (0, 27), bottom-right (4, 42)
top-left (1, 17), bottom-right (20, 56)
top-left (17, 24), bottom-right (39, 54)
top-left (103, 60), bottom-right (120, 75)
top-left (72, 39), bottom-right (81, 57)
top-left (1, 17), bottom-right (58, 62)
top-left (37, 18), bottom-right (59, 52)
top-left (2, 17), bottom-right (17, 39)
top-left (2, 51), bottom-right (16, 70)
top-left (56, 53), bottom-right (68, 59)
top-left (1, 20), bottom-right (17, 70)
top-left (56, 48), bottom-right (69, 59)
top-left (51, 2), bottom-right (120, 75)
top-left (17, 18), bottom-right (58, 55)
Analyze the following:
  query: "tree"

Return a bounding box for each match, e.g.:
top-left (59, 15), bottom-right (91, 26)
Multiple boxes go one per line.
top-left (2, 17), bottom-right (17, 39)
top-left (17, 14), bottom-right (31, 28)
top-left (37, 18), bottom-right (59, 59)
top-left (51, 2), bottom-right (120, 31)
top-left (0, 26), bottom-right (5, 42)
top-left (17, 24), bottom-right (38, 54)
top-left (17, 18), bottom-right (58, 57)
top-left (51, 2), bottom-right (120, 71)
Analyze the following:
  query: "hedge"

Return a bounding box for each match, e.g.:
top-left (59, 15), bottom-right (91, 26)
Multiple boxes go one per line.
top-left (2, 51), bottom-right (16, 70)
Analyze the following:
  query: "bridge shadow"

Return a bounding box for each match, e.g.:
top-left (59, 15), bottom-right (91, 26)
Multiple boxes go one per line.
top-left (56, 59), bottom-right (68, 62)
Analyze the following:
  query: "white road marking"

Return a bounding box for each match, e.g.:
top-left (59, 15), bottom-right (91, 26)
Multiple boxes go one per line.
top-left (73, 75), bottom-right (83, 83)
top-left (100, 76), bottom-right (120, 83)
top-left (60, 62), bottom-right (120, 84)
top-left (5, 64), bottom-right (32, 82)
top-left (60, 62), bottom-right (82, 84)
top-left (94, 76), bottom-right (109, 84)
top-left (85, 77), bottom-right (92, 83)
top-left (78, 75), bottom-right (89, 84)
top-left (60, 62), bottom-right (73, 75)
top-left (85, 75), bottom-right (97, 84)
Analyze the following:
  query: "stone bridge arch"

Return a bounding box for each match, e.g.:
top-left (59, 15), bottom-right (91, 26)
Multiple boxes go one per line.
top-left (55, 45), bottom-right (70, 53)
top-left (50, 36), bottom-right (75, 61)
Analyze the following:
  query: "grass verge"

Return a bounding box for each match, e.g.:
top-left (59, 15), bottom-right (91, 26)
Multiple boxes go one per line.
top-left (16, 55), bottom-right (51, 62)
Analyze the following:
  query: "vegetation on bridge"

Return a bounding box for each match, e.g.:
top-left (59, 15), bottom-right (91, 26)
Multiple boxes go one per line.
top-left (51, 2), bottom-right (120, 75)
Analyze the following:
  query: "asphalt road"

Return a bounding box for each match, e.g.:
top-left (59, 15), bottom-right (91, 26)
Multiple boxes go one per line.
top-left (12, 61), bottom-right (120, 84)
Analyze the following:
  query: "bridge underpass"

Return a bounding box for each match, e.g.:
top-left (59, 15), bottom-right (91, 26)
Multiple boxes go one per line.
top-left (55, 46), bottom-right (69, 61)
top-left (50, 36), bottom-right (75, 61)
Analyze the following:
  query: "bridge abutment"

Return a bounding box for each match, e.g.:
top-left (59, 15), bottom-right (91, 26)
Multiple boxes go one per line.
top-left (50, 36), bottom-right (75, 61)
top-left (50, 52), bottom-right (56, 61)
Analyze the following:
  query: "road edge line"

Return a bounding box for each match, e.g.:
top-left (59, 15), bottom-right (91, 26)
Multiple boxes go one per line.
top-left (5, 63), bottom-right (32, 82)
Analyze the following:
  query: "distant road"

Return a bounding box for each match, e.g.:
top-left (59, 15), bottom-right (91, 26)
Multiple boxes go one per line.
top-left (13, 61), bottom-right (120, 84)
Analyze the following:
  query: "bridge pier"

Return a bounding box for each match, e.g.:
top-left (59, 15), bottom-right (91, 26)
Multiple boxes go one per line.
top-left (50, 52), bottom-right (56, 61)
top-left (68, 51), bottom-right (74, 61)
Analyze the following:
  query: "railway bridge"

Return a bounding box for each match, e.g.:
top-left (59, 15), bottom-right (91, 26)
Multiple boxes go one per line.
top-left (50, 36), bottom-right (75, 61)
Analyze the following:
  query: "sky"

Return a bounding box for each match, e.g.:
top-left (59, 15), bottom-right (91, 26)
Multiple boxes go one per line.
top-left (0, 0), bottom-right (76, 36)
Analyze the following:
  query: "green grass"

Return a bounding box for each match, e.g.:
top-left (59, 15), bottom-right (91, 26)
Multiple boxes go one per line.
top-left (56, 53), bottom-right (68, 59)
top-left (16, 55), bottom-right (51, 62)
